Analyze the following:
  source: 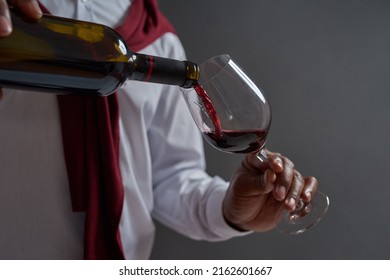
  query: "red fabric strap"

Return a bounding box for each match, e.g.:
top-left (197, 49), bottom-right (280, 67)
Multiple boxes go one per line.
top-left (39, 0), bottom-right (175, 259)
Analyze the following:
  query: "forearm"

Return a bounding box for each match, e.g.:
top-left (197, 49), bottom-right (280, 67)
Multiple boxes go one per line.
top-left (152, 170), bottom-right (251, 241)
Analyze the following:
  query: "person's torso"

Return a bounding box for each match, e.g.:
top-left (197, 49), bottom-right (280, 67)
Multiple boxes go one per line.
top-left (0, 0), bottom-right (190, 259)
top-left (0, 0), bottom-right (132, 259)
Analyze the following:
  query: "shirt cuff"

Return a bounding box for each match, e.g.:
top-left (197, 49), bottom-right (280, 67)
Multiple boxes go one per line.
top-left (206, 178), bottom-right (253, 239)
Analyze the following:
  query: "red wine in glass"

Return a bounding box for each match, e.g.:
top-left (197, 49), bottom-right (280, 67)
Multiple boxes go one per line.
top-left (194, 82), bottom-right (267, 154)
top-left (205, 129), bottom-right (267, 154)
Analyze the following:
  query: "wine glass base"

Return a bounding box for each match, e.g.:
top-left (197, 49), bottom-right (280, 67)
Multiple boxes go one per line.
top-left (277, 192), bottom-right (330, 234)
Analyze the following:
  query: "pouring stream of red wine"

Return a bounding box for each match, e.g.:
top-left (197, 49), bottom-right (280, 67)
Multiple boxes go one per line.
top-left (193, 82), bottom-right (223, 137)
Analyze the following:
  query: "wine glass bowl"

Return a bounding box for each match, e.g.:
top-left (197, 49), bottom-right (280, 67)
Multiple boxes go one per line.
top-left (183, 54), bottom-right (271, 156)
top-left (181, 54), bottom-right (329, 234)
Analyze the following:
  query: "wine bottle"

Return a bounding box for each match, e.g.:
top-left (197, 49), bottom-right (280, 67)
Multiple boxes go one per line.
top-left (0, 10), bottom-right (199, 96)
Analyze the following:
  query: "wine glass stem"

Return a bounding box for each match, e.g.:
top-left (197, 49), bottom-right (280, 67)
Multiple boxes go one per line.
top-left (256, 149), bottom-right (268, 162)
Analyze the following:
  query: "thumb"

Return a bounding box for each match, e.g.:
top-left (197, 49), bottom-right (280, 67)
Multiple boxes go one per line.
top-left (259, 168), bottom-right (277, 194)
top-left (231, 155), bottom-right (276, 196)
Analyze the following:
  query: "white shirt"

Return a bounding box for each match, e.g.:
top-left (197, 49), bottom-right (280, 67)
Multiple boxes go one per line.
top-left (0, 0), bottom-right (245, 259)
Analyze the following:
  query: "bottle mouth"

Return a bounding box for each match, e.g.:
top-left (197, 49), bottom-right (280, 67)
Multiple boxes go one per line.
top-left (181, 61), bottom-right (200, 88)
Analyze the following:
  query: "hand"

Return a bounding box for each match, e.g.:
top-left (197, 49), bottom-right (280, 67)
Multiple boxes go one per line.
top-left (0, 0), bottom-right (42, 36)
top-left (222, 150), bottom-right (318, 232)
top-left (0, 0), bottom-right (42, 96)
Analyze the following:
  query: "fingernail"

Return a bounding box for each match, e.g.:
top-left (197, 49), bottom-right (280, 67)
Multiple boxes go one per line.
top-left (30, 1), bottom-right (43, 17)
top-left (305, 191), bottom-right (312, 200)
top-left (0, 16), bottom-right (12, 36)
top-left (277, 185), bottom-right (286, 198)
top-left (287, 197), bottom-right (296, 208)
top-left (275, 158), bottom-right (283, 168)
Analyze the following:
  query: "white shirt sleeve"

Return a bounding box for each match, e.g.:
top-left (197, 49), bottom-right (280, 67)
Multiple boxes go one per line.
top-left (146, 34), bottom-right (251, 241)
top-left (150, 86), bottom-right (250, 240)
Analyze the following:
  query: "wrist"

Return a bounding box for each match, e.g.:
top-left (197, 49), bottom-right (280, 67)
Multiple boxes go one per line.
top-left (223, 215), bottom-right (250, 232)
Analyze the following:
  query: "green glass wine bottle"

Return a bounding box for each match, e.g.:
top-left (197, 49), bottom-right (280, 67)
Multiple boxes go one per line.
top-left (0, 9), bottom-right (199, 96)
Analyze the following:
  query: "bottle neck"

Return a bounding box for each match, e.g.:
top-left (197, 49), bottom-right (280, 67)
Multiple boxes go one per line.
top-left (128, 54), bottom-right (199, 88)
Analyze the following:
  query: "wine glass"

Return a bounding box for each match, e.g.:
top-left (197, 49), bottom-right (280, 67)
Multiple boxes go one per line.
top-left (181, 54), bottom-right (329, 234)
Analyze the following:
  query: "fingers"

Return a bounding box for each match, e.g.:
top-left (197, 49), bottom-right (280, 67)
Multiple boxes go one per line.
top-left (242, 152), bottom-right (282, 194)
top-left (241, 151), bottom-right (319, 209)
top-left (265, 151), bottom-right (319, 210)
top-left (301, 176), bottom-right (318, 202)
top-left (0, 0), bottom-right (41, 37)
top-left (0, 0), bottom-right (12, 36)
top-left (280, 173), bottom-right (318, 211)
top-left (268, 153), bottom-right (295, 201)
top-left (11, 0), bottom-right (42, 18)
top-left (239, 155), bottom-right (275, 194)
top-left (259, 168), bottom-right (277, 194)
top-left (283, 171), bottom-right (305, 210)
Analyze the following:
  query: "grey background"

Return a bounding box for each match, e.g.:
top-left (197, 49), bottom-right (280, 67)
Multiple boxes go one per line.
top-left (150, 0), bottom-right (390, 259)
